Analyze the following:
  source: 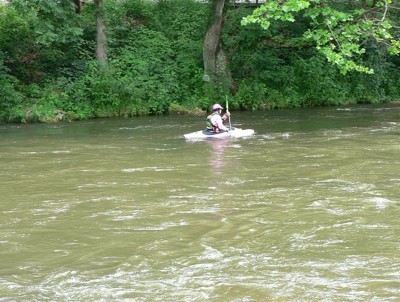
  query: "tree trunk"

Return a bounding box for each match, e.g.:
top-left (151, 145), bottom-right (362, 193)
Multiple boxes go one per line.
top-left (72, 0), bottom-right (81, 13)
top-left (203, 0), bottom-right (235, 94)
top-left (95, 0), bottom-right (108, 66)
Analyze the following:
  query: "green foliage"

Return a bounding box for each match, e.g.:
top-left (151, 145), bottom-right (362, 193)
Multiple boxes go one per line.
top-left (224, 4), bottom-right (399, 109)
top-left (65, 27), bottom-right (184, 117)
top-left (292, 55), bottom-right (347, 106)
top-left (243, 0), bottom-right (400, 74)
top-left (152, 0), bottom-right (208, 105)
top-left (0, 0), bottom-right (84, 83)
top-left (0, 58), bottom-right (24, 121)
top-left (233, 79), bottom-right (268, 110)
top-left (109, 27), bottom-right (179, 114)
top-left (106, 0), bottom-right (157, 49)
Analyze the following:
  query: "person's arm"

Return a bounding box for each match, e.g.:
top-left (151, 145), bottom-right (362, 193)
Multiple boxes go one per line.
top-left (215, 115), bottom-right (229, 131)
top-left (222, 111), bottom-right (230, 121)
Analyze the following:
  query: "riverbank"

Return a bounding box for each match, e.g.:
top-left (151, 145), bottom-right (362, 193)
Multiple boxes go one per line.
top-left (3, 99), bottom-right (399, 124)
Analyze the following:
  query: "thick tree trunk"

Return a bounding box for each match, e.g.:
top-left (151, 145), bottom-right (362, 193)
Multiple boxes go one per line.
top-left (95, 0), bottom-right (108, 65)
top-left (72, 0), bottom-right (81, 13)
top-left (203, 0), bottom-right (224, 81)
top-left (203, 0), bottom-right (235, 94)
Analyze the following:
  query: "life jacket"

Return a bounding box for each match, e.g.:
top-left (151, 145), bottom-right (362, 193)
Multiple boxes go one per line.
top-left (206, 112), bottom-right (219, 131)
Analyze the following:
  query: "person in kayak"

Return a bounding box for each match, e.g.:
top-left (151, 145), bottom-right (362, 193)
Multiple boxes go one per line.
top-left (206, 103), bottom-right (231, 133)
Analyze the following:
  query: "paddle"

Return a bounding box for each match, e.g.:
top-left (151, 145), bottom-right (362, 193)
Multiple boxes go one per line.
top-left (225, 96), bottom-right (232, 130)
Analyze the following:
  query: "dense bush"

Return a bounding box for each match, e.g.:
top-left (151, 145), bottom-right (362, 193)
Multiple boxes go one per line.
top-left (223, 5), bottom-right (399, 110)
top-left (0, 58), bottom-right (24, 121)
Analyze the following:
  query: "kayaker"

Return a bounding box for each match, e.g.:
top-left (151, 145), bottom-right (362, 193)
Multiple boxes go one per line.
top-left (206, 103), bottom-right (230, 133)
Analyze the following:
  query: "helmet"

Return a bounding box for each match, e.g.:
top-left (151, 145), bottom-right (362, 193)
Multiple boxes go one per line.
top-left (212, 103), bottom-right (223, 111)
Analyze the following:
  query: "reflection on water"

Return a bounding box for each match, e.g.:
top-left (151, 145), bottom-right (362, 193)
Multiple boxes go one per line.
top-left (0, 105), bottom-right (400, 301)
top-left (207, 139), bottom-right (229, 173)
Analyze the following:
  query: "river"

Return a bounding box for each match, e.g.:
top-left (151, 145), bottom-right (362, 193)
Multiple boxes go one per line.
top-left (1, 104), bottom-right (399, 301)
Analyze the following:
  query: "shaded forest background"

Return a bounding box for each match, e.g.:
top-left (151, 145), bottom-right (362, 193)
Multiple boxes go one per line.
top-left (0, 0), bottom-right (399, 123)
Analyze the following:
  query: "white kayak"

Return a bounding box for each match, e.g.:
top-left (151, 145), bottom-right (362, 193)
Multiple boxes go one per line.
top-left (184, 128), bottom-right (255, 140)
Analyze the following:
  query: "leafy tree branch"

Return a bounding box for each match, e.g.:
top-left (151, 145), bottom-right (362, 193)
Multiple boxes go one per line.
top-left (242, 0), bottom-right (400, 74)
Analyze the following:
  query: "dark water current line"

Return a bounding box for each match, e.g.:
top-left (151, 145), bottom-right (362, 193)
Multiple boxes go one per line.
top-left (1, 104), bottom-right (400, 301)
